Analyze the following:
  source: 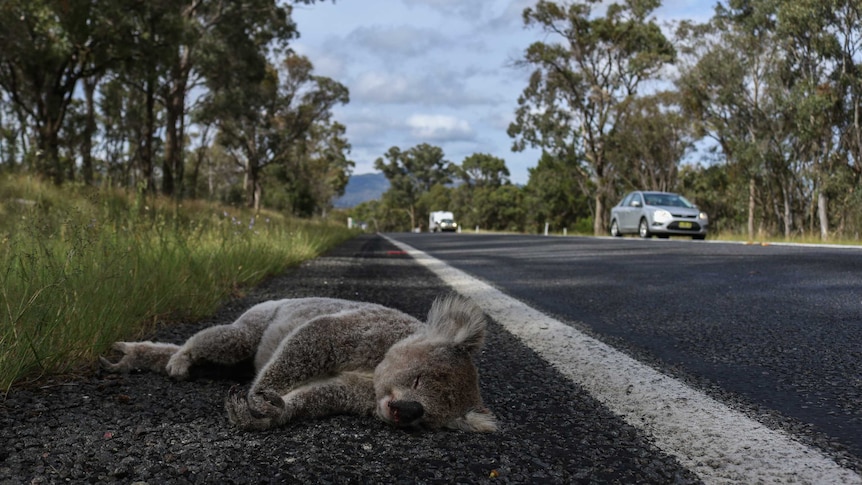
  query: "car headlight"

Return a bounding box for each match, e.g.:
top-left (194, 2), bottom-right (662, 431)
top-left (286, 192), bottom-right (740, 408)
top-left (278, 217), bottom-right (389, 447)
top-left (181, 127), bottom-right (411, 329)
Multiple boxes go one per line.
top-left (653, 209), bottom-right (672, 224)
top-left (699, 212), bottom-right (708, 220)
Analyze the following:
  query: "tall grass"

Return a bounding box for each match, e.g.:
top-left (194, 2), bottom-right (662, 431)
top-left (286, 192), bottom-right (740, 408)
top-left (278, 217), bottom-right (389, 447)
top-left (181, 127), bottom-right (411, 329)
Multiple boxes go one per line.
top-left (0, 175), bottom-right (355, 391)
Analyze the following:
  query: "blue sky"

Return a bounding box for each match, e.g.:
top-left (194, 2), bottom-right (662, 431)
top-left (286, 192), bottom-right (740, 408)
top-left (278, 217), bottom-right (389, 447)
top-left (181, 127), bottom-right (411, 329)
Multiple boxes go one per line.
top-left (292, 1), bottom-right (716, 185)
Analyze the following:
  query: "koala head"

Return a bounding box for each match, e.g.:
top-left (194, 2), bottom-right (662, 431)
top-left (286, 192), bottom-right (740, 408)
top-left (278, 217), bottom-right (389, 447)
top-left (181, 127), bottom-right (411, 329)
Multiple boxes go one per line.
top-left (373, 295), bottom-right (497, 432)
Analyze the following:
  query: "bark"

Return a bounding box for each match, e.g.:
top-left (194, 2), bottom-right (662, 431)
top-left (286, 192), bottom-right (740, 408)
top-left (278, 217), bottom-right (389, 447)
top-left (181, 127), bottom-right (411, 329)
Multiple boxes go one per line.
top-left (818, 191), bottom-right (829, 241)
top-left (748, 177), bottom-right (756, 241)
top-left (82, 76), bottom-right (97, 185)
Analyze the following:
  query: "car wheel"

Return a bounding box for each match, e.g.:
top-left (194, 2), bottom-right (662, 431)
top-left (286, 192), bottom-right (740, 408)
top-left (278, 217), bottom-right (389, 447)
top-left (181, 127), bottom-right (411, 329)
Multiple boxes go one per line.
top-left (638, 218), bottom-right (651, 238)
top-left (610, 220), bottom-right (622, 237)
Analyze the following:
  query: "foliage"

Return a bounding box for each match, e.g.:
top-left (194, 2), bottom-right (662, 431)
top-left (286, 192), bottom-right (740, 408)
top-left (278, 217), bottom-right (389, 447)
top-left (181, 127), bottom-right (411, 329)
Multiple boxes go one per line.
top-left (0, 174), bottom-right (354, 390)
top-left (374, 144), bottom-right (456, 230)
top-left (510, 0), bottom-right (675, 235)
top-left (0, 0), bottom-right (349, 217)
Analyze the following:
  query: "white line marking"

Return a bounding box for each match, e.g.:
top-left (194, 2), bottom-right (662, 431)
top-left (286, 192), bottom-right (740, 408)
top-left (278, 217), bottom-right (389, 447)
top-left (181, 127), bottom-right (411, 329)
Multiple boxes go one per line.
top-left (383, 235), bottom-right (862, 484)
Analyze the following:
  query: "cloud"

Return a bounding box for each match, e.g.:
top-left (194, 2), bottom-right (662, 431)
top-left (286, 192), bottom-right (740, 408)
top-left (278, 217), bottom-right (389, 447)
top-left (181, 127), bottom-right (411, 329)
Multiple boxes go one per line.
top-left (402, 0), bottom-right (485, 20)
top-left (354, 71), bottom-right (413, 103)
top-left (406, 114), bottom-right (474, 141)
top-left (346, 25), bottom-right (452, 61)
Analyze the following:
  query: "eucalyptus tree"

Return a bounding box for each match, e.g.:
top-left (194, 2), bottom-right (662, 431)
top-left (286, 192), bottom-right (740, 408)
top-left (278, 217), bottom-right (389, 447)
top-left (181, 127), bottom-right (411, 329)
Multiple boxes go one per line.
top-left (509, 0), bottom-right (675, 235)
top-left (523, 151), bottom-right (591, 233)
top-left (610, 91), bottom-right (695, 194)
top-left (675, 1), bottom-right (787, 239)
top-left (375, 143), bottom-right (455, 231)
top-left (0, 0), bottom-right (123, 183)
top-left (157, 0), bottom-right (304, 197)
top-left (454, 153), bottom-right (514, 231)
top-left (262, 120), bottom-right (354, 217)
top-left (211, 54), bottom-right (349, 211)
top-left (458, 153), bottom-right (510, 188)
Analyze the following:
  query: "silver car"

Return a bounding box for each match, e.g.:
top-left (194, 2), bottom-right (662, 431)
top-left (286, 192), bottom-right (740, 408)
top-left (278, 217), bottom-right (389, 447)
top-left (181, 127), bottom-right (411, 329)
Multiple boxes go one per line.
top-left (609, 191), bottom-right (708, 240)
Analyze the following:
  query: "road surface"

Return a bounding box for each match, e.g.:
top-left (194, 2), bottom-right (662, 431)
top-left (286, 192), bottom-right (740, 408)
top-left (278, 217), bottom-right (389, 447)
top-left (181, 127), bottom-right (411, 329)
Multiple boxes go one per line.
top-left (386, 231), bottom-right (862, 482)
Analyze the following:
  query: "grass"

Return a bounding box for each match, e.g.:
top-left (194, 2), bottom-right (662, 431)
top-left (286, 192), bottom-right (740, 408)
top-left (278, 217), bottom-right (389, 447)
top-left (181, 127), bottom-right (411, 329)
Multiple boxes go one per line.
top-left (0, 174), bottom-right (355, 392)
top-left (709, 230), bottom-right (862, 247)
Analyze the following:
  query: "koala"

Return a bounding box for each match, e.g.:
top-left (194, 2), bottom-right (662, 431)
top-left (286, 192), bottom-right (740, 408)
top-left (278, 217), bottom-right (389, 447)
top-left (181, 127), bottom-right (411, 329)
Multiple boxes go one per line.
top-left (100, 294), bottom-right (497, 433)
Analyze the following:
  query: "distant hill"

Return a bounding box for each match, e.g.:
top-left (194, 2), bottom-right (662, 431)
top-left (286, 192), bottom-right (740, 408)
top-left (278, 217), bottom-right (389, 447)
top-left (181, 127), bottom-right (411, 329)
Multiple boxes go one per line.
top-left (333, 172), bottom-right (390, 208)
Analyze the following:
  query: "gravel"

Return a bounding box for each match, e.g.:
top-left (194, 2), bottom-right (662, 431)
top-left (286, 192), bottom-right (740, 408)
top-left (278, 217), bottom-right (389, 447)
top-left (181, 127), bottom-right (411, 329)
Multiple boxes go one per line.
top-left (0, 234), bottom-right (700, 484)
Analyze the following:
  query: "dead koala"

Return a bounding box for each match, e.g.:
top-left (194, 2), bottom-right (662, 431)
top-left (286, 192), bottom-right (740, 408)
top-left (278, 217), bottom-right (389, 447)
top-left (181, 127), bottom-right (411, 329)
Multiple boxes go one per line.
top-left (101, 294), bottom-right (497, 432)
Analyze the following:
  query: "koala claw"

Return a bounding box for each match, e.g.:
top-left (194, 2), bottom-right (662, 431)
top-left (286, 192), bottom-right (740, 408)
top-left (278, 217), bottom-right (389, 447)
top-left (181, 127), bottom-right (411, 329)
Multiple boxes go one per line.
top-left (247, 390), bottom-right (285, 419)
top-left (225, 386), bottom-right (282, 430)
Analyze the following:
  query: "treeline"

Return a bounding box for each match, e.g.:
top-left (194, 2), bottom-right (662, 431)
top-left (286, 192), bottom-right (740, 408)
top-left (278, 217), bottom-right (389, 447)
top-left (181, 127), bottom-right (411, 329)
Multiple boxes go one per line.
top-left (0, 0), bottom-right (350, 217)
top-left (3, 1), bottom-right (862, 239)
top-left (356, 0), bottom-right (862, 239)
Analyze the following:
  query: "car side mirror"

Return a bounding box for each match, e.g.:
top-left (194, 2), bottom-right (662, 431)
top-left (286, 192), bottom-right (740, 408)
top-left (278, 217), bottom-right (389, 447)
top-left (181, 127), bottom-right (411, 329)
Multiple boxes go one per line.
top-left (631, 201), bottom-right (641, 208)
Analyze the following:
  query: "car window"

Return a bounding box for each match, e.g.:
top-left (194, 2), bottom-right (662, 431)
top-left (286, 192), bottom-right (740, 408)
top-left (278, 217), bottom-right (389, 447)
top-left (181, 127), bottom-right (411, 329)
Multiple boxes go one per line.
top-left (677, 196), bottom-right (695, 208)
top-left (631, 193), bottom-right (643, 207)
top-left (620, 193), bottom-right (633, 206)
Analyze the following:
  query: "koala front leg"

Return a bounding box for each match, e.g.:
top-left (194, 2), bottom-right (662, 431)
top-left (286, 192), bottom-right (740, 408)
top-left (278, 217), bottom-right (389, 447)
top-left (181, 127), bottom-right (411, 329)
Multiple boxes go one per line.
top-left (225, 372), bottom-right (376, 430)
top-left (100, 342), bottom-right (181, 374)
top-left (165, 322), bottom-right (264, 380)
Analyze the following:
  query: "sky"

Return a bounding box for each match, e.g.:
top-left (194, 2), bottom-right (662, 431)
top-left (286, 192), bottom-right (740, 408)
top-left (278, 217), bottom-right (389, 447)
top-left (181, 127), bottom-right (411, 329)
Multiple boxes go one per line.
top-left (291, 0), bottom-right (716, 185)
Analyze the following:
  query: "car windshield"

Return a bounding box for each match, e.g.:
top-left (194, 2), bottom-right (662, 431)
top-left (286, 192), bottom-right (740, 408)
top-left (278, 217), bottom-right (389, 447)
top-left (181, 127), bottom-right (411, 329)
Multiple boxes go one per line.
top-left (643, 193), bottom-right (694, 208)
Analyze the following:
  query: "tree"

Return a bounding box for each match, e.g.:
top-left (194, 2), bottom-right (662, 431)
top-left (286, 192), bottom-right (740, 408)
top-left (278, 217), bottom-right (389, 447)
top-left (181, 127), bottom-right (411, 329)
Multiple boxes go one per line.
top-left (510, 0), bottom-right (675, 235)
top-left (263, 120), bottom-right (353, 217)
top-left (458, 153), bottom-right (510, 188)
top-left (375, 143), bottom-right (455, 230)
top-left (158, 0), bottom-right (300, 197)
top-left (523, 152), bottom-right (591, 233)
top-left (212, 54), bottom-right (349, 211)
top-left (610, 91), bottom-right (695, 194)
top-left (0, 0), bottom-right (122, 183)
top-left (676, 2), bottom-right (785, 239)
top-left (453, 153), bottom-right (516, 231)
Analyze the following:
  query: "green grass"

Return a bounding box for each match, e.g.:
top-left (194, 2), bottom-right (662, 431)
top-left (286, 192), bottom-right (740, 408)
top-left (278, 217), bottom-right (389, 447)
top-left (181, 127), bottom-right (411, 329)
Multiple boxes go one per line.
top-left (0, 175), bottom-right (355, 391)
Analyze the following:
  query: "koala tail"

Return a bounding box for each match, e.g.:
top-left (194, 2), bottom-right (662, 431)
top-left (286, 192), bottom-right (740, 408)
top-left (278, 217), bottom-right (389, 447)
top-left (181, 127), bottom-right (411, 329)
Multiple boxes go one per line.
top-left (425, 293), bottom-right (487, 351)
top-left (447, 407), bottom-right (498, 433)
top-left (100, 341), bottom-right (180, 374)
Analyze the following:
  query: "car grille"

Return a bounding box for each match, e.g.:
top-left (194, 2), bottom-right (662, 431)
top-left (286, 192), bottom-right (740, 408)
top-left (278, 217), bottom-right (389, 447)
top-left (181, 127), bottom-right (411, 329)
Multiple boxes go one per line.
top-left (668, 221), bottom-right (702, 231)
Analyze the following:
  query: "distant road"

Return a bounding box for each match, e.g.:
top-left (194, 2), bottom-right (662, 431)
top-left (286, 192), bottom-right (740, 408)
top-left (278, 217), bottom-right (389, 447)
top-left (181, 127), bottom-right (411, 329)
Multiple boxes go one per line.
top-left (386, 232), bottom-right (862, 482)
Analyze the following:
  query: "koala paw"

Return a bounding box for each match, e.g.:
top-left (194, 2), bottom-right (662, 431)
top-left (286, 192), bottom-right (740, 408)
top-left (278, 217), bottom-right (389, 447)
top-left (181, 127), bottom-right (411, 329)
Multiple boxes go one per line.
top-left (225, 385), bottom-right (284, 431)
top-left (165, 351), bottom-right (192, 380)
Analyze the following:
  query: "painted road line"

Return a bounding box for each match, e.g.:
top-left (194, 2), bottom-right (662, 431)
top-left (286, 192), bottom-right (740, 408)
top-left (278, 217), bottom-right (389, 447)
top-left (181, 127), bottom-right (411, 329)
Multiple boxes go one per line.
top-left (383, 235), bottom-right (862, 484)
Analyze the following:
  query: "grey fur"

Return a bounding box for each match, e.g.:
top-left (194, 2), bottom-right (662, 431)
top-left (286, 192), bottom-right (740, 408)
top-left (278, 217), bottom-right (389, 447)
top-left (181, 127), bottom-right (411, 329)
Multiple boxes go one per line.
top-left (101, 295), bottom-right (497, 432)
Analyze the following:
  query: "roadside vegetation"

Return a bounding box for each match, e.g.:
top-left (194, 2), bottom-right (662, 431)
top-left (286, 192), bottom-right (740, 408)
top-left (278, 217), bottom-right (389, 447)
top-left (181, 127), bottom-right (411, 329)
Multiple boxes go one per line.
top-left (347, 1), bottom-right (862, 243)
top-left (0, 175), bottom-right (354, 391)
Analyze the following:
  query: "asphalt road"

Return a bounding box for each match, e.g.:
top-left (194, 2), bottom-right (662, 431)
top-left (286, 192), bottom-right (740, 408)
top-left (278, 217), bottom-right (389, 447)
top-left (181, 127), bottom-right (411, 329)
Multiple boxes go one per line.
top-left (387, 232), bottom-right (862, 475)
top-left (1, 234), bottom-right (702, 484)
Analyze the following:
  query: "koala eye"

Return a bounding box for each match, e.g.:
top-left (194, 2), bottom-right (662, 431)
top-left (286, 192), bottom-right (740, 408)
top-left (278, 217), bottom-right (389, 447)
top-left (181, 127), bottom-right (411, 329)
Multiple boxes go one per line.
top-left (412, 375), bottom-right (421, 389)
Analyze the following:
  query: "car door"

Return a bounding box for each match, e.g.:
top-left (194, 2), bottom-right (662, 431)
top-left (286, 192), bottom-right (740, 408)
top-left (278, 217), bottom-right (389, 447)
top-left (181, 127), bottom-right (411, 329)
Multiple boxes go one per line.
top-left (613, 193), bottom-right (632, 231)
top-left (620, 192), bottom-right (643, 231)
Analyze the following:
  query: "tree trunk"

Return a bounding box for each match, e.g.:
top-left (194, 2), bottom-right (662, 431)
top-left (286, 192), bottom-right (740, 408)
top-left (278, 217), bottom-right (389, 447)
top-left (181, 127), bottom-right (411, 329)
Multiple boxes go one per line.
top-left (782, 182), bottom-right (792, 238)
top-left (748, 176), bottom-right (756, 241)
top-left (593, 192), bottom-right (605, 236)
top-left (142, 76), bottom-right (156, 193)
top-left (818, 191), bottom-right (829, 241)
top-left (38, 122), bottom-right (63, 185)
top-left (82, 75), bottom-right (97, 185)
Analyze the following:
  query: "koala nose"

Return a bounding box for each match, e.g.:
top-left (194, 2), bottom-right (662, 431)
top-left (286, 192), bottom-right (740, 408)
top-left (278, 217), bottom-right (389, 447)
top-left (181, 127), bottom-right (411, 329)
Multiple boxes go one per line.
top-left (388, 400), bottom-right (424, 425)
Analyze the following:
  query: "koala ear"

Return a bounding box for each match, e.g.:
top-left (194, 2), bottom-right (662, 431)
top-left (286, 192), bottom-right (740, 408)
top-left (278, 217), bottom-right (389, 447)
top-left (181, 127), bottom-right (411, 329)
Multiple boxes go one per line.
top-left (425, 294), bottom-right (487, 352)
top-left (447, 407), bottom-right (498, 432)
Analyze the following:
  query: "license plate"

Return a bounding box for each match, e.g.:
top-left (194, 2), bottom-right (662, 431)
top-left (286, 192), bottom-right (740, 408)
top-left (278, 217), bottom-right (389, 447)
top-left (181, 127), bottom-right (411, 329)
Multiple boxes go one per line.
top-left (679, 222), bottom-right (692, 229)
